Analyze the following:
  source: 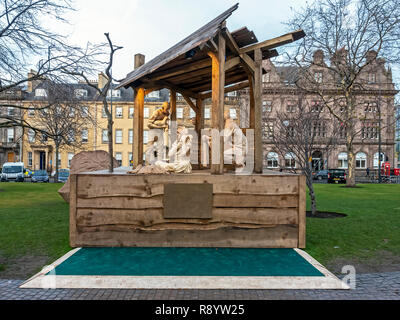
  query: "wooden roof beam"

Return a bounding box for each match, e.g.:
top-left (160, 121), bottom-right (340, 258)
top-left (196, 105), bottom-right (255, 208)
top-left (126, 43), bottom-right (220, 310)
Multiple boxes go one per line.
top-left (222, 27), bottom-right (256, 75)
top-left (239, 29), bottom-right (305, 54)
top-left (182, 94), bottom-right (199, 113)
top-left (199, 80), bottom-right (249, 99)
top-left (145, 58), bottom-right (211, 82)
top-left (142, 79), bottom-right (199, 99)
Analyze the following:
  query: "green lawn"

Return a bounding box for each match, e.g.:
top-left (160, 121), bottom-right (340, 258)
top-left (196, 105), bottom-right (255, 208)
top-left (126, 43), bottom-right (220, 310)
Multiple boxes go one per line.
top-left (0, 182), bottom-right (399, 276)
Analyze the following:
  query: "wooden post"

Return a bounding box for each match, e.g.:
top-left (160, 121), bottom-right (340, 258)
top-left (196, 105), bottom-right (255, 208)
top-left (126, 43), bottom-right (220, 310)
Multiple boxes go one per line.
top-left (196, 98), bottom-right (204, 167)
top-left (133, 54), bottom-right (145, 167)
top-left (248, 75), bottom-right (255, 129)
top-left (254, 48), bottom-right (263, 173)
top-left (170, 90), bottom-right (177, 161)
top-left (298, 175), bottom-right (306, 248)
top-left (208, 33), bottom-right (225, 174)
top-left (133, 87), bottom-right (144, 166)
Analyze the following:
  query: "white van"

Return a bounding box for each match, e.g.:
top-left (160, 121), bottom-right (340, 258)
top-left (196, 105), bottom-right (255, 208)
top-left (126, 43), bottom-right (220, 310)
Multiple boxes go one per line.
top-left (1, 162), bottom-right (25, 182)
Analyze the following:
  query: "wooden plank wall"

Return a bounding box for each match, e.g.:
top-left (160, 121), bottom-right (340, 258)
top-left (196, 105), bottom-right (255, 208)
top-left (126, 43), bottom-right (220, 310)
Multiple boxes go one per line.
top-left (70, 174), bottom-right (306, 248)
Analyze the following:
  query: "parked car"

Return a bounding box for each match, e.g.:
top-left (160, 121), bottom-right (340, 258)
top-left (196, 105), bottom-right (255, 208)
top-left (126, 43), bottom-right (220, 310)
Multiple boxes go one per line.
top-left (327, 169), bottom-right (347, 184)
top-left (0, 162), bottom-right (25, 182)
top-left (57, 169), bottom-right (70, 183)
top-left (31, 170), bottom-right (50, 183)
top-left (313, 170), bottom-right (329, 180)
top-left (24, 169), bottom-right (34, 178)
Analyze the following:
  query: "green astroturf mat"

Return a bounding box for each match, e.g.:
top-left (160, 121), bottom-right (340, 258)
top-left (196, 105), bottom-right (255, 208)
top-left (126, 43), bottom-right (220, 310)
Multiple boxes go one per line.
top-left (51, 248), bottom-right (324, 277)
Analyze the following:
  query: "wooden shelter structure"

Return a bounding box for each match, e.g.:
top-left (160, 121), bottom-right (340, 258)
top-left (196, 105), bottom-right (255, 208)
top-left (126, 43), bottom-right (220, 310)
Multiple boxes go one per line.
top-left (69, 4), bottom-right (308, 249)
top-left (117, 3), bottom-right (305, 174)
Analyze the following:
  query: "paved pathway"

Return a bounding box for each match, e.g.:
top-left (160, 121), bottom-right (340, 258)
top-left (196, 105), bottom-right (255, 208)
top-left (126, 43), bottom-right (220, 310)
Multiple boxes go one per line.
top-left (1, 272), bottom-right (400, 300)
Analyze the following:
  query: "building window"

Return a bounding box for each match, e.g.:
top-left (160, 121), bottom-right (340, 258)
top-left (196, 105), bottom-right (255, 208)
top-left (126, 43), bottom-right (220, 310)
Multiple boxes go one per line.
top-left (82, 106), bottom-right (89, 117)
top-left (338, 152), bottom-right (348, 169)
top-left (115, 152), bottom-right (122, 166)
top-left (102, 107), bottom-right (107, 118)
top-left (356, 152), bottom-right (367, 169)
top-left (286, 101), bottom-right (296, 113)
top-left (57, 153), bottom-right (61, 167)
top-left (285, 123), bottom-right (295, 138)
top-left (68, 107), bottom-right (75, 118)
top-left (339, 123), bottom-right (346, 139)
top-left (129, 152), bottom-right (133, 166)
top-left (115, 129), bottom-right (123, 144)
top-left (266, 152), bottom-right (279, 168)
top-left (67, 130), bottom-right (74, 143)
top-left (177, 107), bottom-right (184, 119)
top-left (285, 153), bottom-right (296, 168)
top-left (368, 73), bottom-right (376, 84)
top-left (264, 122), bottom-right (274, 139)
top-left (28, 108), bottom-right (35, 117)
top-left (263, 100), bottom-right (272, 113)
top-left (129, 129), bottom-right (133, 144)
top-left (361, 122), bottom-right (378, 139)
top-left (115, 107), bottom-right (123, 118)
top-left (28, 129), bottom-right (35, 143)
top-left (129, 107), bottom-right (134, 118)
top-left (75, 89), bottom-right (88, 98)
top-left (102, 129), bottom-right (108, 143)
top-left (263, 73), bottom-right (270, 83)
top-left (28, 152), bottom-right (32, 166)
top-left (314, 72), bottom-right (323, 83)
top-left (143, 130), bottom-right (148, 144)
top-left (41, 133), bottom-right (48, 143)
top-left (144, 107), bottom-right (149, 118)
top-left (35, 89), bottom-right (47, 97)
top-left (313, 121), bottom-right (326, 137)
top-left (67, 153), bottom-right (74, 168)
top-left (229, 108), bottom-right (237, 119)
top-left (204, 108), bottom-right (210, 119)
top-left (7, 107), bottom-right (15, 116)
top-left (311, 101), bottom-right (323, 112)
top-left (373, 152), bottom-right (385, 168)
top-left (189, 108), bottom-right (196, 119)
top-left (81, 129), bottom-right (88, 143)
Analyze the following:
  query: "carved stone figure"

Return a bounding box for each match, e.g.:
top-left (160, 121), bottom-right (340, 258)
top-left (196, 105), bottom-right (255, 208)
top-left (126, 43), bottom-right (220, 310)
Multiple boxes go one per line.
top-left (155, 126), bottom-right (193, 173)
top-left (147, 102), bottom-right (170, 130)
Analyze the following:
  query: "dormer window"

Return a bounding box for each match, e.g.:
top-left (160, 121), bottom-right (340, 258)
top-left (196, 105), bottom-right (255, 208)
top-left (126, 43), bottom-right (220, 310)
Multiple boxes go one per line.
top-left (75, 89), bottom-right (88, 98)
top-left (107, 89), bottom-right (121, 98)
top-left (35, 89), bottom-right (47, 97)
top-left (368, 73), bottom-right (376, 84)
top-left (314, 72), bottom-right (323, 83)
top-left (147, 91), bottom-right (160, 99)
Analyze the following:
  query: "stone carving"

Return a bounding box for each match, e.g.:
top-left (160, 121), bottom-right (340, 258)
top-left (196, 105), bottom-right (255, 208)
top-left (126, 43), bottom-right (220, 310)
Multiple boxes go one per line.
top-left (58, 150), bottom-right (119, 203)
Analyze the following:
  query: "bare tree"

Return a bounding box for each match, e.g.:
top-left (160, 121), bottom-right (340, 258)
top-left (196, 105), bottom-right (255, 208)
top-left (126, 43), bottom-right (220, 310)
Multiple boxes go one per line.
top-left (25, 82), bottom-right (95, 181)
top-left (285, 0), bottom-right (400, 187)
top-left (0, 0), bottom-right (104, 128)
top-left (66, 33), bottom-right (122, 172)
top-left (271, 95), bottom-right (339, 216)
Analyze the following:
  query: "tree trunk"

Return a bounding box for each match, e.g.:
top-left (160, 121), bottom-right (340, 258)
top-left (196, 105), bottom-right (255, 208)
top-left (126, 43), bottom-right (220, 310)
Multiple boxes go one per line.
top-left (108, 117), bottom-right (114, 173)
top-left (305, 171), bottom-right (317, 216)
top-left (55, 144), bottom-right (59, 183)
top-left (346, 129), bottom-right (356, 187)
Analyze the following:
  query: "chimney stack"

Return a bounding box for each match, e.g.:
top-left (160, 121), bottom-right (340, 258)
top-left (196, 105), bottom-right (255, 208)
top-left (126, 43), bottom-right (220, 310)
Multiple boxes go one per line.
top-left (98, 72), bottom-right (109, 90)
top-left (134, 54), bottom-right (145, 69)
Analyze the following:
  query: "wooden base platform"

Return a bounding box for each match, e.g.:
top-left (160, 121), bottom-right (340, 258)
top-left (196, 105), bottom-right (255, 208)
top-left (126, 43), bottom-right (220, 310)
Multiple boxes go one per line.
top-left (69, 168), bottom-right (306, 248)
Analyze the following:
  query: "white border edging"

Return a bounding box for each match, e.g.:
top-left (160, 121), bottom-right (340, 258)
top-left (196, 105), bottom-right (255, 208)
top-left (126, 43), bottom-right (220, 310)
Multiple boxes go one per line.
top-left (20, 248), bottom-right (349, 290)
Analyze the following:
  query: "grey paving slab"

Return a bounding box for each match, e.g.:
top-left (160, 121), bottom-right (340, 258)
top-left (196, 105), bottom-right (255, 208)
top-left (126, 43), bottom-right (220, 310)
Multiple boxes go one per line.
top-left (1, 272), bottom-right (400, 300)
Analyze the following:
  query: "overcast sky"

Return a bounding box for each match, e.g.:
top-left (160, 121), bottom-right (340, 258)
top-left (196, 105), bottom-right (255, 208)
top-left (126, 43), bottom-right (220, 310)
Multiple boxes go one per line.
top-left (62, 0), bottom-right (304, 80)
